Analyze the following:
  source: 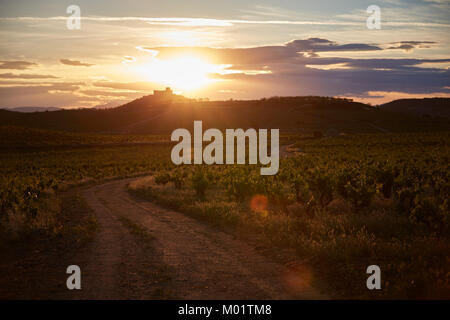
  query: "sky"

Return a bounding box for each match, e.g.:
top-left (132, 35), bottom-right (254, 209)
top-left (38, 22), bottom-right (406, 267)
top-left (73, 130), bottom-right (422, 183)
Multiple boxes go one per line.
top-left (0, 0), bottom-right (449, 108)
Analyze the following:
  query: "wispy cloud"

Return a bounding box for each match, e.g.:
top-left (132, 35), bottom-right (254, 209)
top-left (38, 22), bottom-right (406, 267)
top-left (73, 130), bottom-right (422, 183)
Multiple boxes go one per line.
top-left (3, 16), bottom-right (448, 28)
top-left (93, 81), bottom-right (157, 91)
top-left (0, 61), bottom-right (37, 70)
top-left (0, 73), bottom-right (58, 79)
top-left (386, 41), bottom-right (437, 52)
top-left (60, 59), bottom-right (95, 67)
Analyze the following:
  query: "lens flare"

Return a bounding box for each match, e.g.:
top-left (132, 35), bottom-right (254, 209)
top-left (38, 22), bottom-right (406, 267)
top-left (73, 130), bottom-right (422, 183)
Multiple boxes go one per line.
top-left (250, 195), bottom-right (268, 215)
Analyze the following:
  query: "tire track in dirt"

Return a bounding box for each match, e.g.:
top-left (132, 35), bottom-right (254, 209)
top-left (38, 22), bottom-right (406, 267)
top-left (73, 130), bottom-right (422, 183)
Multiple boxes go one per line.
top-left (81, 177), bottom-right (326, 299)
top-left (62, 185), bottom-right (172, 299)
top-left (76, 187), bottom-right (126, 299)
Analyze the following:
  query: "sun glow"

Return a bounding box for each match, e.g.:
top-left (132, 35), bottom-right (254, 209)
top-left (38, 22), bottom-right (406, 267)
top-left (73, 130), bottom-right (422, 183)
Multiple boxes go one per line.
top-left (136, 56), bottom-right (228, 92)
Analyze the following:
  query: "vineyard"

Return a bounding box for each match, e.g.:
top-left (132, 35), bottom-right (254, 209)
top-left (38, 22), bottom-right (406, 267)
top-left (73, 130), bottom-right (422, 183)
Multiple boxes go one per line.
top-left (1, 127), bottom-right (449, 298)
top-left (0, 127), bottom-right (174, 236)
top-left (131, 131), bottom-right (450, 298)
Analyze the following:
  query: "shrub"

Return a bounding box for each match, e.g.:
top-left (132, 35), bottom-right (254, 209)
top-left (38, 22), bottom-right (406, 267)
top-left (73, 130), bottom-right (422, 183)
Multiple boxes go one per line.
top-left (264, 177), bottom-right (290, 210)
top-left (395, 188), bottom-right (416, 215)
top-left (342, 177), bottom-right (376, 212)
top-left (170, 169), bottom-right (186, 189)
top-left (337, 170), bottom-right (376, 212)
top-left (336, 168), bottom-right (355, 199)
top-left (306, 169), bottom-right (334, 208)
top-left (371, 163), bottom-right (397, 198)
top-left (410, 198), bottom-right (447, 232)
top-left (223, 167), bottom-right (255, 201)
top-left (191, 169), bottom-right (209, 198)
top-left (290, 173), bottom-right (310, 204)
top-left (154, 173), bottom-right (171, 185)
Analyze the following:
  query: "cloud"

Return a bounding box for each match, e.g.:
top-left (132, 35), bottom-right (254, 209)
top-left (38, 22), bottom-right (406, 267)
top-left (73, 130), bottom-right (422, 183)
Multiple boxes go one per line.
top-left (3, 16), bottom-right (448, 28)
top-left (344, 90), bottom-right (450, 105)
top-left (93, 81), bottom-right (158, 91)
top-left (145, 38), bottom-right (446, 72)
top-left (0, 61), bottom-right (38, 70)
top-left (239, 4), bottom-right (300, 19)
top-left (0, 83), bottom-right (85, 107)
top-left (60, 59), bottom-right (95, 67)
top-left (286, 38), bottom-right (382, 52)
top-left (0, 80), bottom-right (55, 85)
top-left (387, 41), bottom-right (437, 52)
top-left (0, 73), bottom-right (58, 79)
top-left (205, 67), bottom-right (449, 103)
top-left (155, 37), bottom-right (448, 100)
top-left (121, 56), bottom-right (137, 64)
top-left (141, 38), bottom-right (383, 67)
top-left (122, 56), bottom-right (136, 62)
top-left (305, 57), bottom-right (450, 71)
top-left (79, 89), bottom-right (142, 98)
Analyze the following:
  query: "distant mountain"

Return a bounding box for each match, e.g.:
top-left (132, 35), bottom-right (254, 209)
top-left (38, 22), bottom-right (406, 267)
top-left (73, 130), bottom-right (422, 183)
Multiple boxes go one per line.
top-left (1, 106), bottom-right (62, 113)
top-left (0, 95), bottom-right (449, 134)
top-left (93, 101), bottom-right (124, 109)
top-left (379, 98), bottom-right (450, 119)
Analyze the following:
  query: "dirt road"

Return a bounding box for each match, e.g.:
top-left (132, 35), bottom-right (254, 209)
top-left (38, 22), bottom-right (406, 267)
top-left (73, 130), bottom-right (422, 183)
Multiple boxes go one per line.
top-left (68, 177), bottom-right (326, 299)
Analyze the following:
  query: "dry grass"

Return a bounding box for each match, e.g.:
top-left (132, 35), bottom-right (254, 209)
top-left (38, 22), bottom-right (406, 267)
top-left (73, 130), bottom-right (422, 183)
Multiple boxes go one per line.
top-left (0, 189), bottom-right (97, 245)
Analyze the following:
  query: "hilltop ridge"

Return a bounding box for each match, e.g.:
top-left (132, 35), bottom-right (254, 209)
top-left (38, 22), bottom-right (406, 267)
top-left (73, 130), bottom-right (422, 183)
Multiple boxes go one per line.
top-left (379, 98), bottom-right (450, 119)
top-left (0, 95), bottom-right (448, 134)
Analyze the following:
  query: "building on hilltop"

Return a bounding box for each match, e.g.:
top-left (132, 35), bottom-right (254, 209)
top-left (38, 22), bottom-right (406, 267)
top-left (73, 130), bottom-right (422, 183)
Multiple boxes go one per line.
top-left (153, 87), bottom-right (173, 98)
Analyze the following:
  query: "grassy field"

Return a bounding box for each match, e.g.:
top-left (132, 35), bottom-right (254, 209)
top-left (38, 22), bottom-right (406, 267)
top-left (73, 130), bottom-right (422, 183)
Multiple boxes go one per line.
top-left (1, 126), bottom-right (449, 298)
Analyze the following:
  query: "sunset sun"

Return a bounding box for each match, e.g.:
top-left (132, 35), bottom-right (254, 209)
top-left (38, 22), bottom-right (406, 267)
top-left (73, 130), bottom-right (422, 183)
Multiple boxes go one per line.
top-left (137, 56), bottom-right (226, 92)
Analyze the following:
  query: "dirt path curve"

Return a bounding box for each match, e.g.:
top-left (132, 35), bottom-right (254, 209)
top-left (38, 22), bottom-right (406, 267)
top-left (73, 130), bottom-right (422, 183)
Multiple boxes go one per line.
top-left (81, 177), bottom-right (326, 299)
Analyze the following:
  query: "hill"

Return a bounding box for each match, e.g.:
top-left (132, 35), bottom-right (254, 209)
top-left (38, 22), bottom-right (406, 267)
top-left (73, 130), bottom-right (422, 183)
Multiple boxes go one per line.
top-left (0, 95), bottom-right (449, 134)
top-left (379, 98), bottom-right (450, 119)
top-left (1, 106), bottom-right (62, 113)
